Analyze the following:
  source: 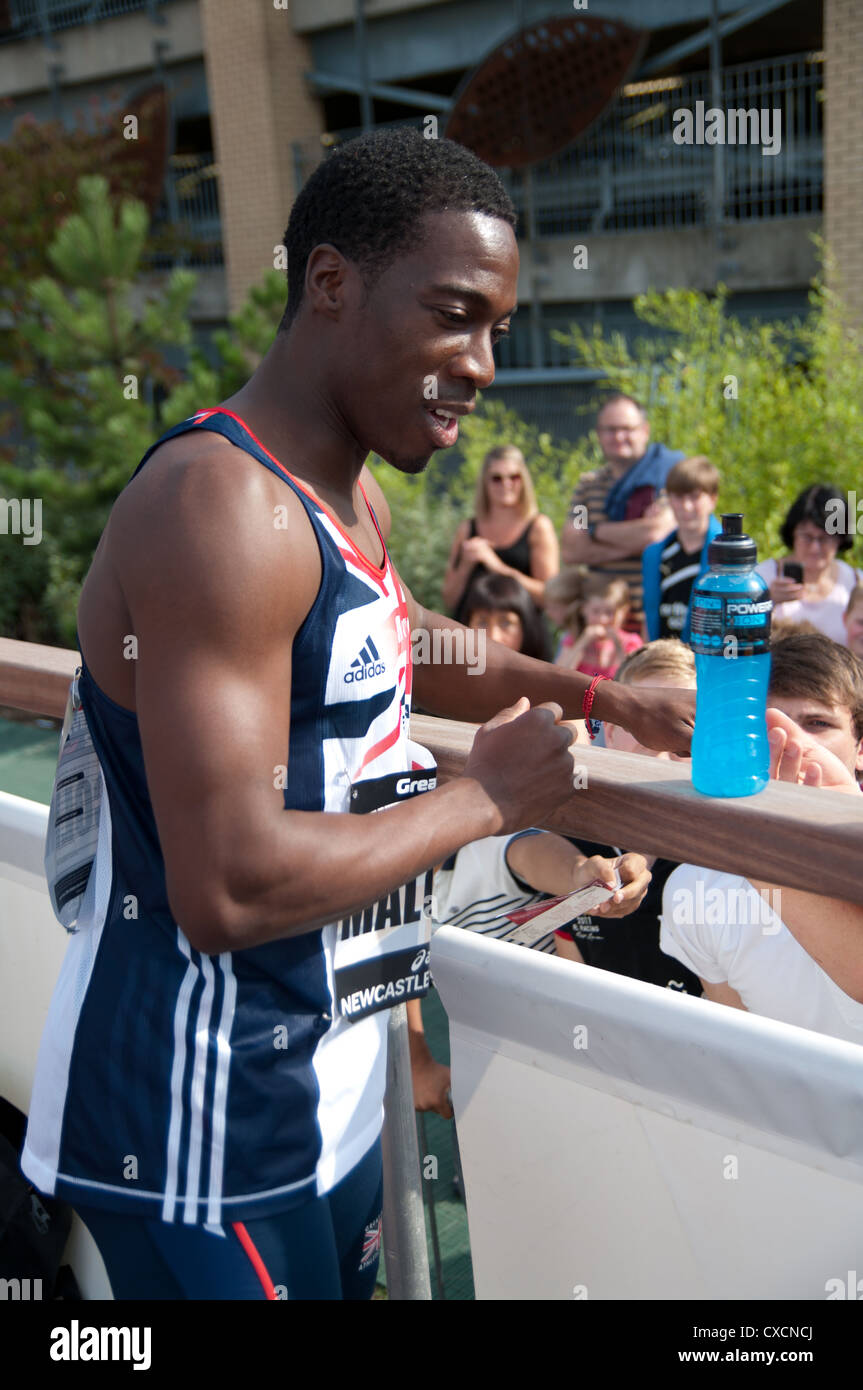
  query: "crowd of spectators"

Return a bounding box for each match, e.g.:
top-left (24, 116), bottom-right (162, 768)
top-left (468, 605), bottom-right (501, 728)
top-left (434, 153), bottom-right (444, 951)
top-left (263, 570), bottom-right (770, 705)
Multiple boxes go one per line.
top-left (411, 393), bottom-right (863, 1115)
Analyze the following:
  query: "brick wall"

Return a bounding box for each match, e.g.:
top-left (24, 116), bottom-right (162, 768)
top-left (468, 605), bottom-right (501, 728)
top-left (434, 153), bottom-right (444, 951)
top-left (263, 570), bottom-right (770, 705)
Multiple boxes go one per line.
top-left (824, 0), bottom-right (863, 327)
top-left (200, 0), bottom-right (324, 312)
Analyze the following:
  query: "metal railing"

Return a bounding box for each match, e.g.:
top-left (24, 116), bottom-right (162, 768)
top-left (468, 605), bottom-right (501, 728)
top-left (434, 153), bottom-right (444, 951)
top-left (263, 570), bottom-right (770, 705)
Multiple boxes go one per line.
top-left (501, 53), bottom-right (823, 235)
top-left (296, 52), bottom-right (823, 236)
top-left (148, 151), bottom-right (224, 269)
top-left (1, 0), bottom-right (176, 41)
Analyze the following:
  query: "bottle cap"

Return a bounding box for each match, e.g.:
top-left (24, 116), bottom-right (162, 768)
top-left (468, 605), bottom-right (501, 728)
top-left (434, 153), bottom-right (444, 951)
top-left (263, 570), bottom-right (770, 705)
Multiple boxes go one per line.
top-left (708, 513), bottom-right (757, 567)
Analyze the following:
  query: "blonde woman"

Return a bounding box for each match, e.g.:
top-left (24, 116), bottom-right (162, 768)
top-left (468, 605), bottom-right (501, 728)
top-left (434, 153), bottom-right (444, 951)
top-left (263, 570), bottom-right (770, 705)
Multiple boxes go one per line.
top-left (442, 445), bottom-right (559, 620)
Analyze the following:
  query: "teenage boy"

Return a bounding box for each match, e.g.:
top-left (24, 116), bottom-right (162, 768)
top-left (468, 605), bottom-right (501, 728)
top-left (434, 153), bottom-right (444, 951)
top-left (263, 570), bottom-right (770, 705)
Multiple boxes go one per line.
top-left (660, 634), bottom-right (863, 1042)
top-left (641, 456), bottom-right (721, 642)
top-left (432, 828), bottom-right (651, 954)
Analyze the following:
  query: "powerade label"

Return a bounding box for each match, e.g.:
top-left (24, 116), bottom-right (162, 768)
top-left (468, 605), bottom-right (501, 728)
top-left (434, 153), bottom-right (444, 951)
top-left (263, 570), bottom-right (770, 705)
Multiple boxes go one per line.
top-left (690, 590), bottom-right (772, 657)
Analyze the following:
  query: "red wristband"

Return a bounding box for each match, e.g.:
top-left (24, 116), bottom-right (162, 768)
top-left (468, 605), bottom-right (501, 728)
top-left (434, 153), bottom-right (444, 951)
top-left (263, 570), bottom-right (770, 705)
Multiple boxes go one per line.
top-left (582, 674), bottom-right (609, 739)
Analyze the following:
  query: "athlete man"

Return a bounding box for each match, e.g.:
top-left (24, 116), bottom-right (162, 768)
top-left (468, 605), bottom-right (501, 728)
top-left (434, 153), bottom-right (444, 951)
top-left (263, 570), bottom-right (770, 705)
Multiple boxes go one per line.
top-left (23, 129), bottom-right (694, 1300)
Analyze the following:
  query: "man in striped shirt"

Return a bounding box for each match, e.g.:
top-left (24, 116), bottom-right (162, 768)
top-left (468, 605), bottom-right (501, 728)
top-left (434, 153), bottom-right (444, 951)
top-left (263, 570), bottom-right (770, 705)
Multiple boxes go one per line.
top-left (561, 395), bottom-right (684, 631)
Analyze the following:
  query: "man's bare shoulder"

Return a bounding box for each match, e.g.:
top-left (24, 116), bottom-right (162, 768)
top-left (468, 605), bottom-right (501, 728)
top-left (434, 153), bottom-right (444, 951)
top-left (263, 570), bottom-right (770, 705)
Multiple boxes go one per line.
top-left (113, 429), bottom-right (303, 523)
top-left (108, 429), bottom-right (320, 622)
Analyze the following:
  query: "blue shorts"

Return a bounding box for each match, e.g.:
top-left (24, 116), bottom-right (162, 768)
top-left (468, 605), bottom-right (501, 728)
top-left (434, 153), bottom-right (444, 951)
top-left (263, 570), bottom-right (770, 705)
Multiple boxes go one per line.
top-left (73, 1138), bottom-right (383, 1300)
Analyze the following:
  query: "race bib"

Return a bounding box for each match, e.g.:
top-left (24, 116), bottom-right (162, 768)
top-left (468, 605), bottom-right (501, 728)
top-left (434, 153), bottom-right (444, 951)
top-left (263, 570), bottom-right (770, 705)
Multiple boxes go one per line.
top-left (43, 669), bottom-right (103, 933)
top-left (334, 741), bottom-right (436, 1023)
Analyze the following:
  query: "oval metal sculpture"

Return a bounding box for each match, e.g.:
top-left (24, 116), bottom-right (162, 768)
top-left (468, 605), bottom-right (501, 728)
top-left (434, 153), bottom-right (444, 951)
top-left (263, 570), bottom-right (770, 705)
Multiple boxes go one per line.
top-left (445, 15), bottom-right (647, 167)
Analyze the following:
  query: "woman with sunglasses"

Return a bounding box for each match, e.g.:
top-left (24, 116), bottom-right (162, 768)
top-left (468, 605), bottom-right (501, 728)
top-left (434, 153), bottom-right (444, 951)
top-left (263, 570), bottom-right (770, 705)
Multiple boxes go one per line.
top-left (755, 484), bottom-right (862, 643)
top-left (442, 445), bottom-right (559, 622)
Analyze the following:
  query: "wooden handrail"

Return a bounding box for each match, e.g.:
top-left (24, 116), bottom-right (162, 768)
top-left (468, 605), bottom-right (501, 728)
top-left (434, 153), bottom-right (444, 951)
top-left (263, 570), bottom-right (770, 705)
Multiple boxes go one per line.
top-left (3, 639), bottom-right (863, 905)
top-left (412, 714), bottom-right (863, 905)
top-left (0, 639), bottom-right (78, 721)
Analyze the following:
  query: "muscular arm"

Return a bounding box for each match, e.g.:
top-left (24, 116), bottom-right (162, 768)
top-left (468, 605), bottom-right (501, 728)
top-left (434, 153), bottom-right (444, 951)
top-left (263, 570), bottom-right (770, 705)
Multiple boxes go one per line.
top-left (411, 600), bottom-right (593, 720)
top-left (407, 592), bottom-right (694, 753)
top-left (114, 450), bottom-right (572, 955)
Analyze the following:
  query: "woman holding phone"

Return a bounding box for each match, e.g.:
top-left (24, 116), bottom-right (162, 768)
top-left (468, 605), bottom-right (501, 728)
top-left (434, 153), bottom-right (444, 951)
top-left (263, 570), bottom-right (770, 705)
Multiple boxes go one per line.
top-left (756, 484), bottom-right (862, 643)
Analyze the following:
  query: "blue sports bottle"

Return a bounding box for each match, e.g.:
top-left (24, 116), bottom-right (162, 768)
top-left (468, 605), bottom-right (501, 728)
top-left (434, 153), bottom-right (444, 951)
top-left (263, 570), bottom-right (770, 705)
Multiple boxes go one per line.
top-left (690, 513), bottom-right (772, 797)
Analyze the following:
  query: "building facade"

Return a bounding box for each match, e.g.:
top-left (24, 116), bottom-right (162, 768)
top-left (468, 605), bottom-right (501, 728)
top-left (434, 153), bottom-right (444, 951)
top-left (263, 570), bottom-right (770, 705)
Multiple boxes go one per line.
top-left (2, 0), bottom-right (857, 430)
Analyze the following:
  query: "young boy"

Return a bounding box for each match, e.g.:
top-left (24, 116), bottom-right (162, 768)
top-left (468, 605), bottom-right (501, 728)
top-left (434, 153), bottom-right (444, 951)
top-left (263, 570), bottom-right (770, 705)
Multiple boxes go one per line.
top-left (660, 633), bottom-right (863, 1042)
top-left (641, 456), bottom-right (721, 642)
top-left (412, 773), bottom-right (652, 1116)
top-left (431, 824), bottom-right (650, 956)
top-left (553, 639), bottom-right (701, 995)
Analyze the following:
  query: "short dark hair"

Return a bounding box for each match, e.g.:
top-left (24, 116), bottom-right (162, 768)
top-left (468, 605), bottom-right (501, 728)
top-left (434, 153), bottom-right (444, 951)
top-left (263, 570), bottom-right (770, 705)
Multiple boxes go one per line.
top-left (280, 128), bottom-right (516, 329)
top-left (779, 483), bottom-right (854, 554)
top-left (596, 393), bottom-right (648, 424)
top-left (769, 631), bottom-right (863, 741)
top-left (461, 573), bottom-right (551, 662)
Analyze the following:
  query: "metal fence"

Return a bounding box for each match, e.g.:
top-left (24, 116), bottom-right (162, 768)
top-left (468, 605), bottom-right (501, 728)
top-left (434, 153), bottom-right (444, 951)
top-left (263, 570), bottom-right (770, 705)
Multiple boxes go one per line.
top-left (1, 0), bottom-right (176, 40)
top-left (295, 52), bottom-right (823, 235)
top-left (148, 151), bottom-right (224, 269)
top-left (502, 53), bottom-right (823, 234)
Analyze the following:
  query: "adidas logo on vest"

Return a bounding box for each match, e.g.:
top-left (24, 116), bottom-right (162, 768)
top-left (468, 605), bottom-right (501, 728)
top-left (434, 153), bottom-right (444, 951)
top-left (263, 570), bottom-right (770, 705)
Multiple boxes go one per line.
top-left (344, 635), bottom-right (386, 683)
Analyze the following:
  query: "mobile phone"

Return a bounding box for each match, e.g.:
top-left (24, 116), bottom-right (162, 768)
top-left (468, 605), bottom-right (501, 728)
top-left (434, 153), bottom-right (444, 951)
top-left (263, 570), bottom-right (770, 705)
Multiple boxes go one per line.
top-left (782, 561), bottom-right (804, 583)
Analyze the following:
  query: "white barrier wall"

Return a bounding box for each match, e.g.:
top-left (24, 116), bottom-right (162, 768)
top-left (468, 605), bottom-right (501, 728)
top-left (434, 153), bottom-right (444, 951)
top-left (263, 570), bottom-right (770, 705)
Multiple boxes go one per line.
top-left (0, 790), bottom-right (112, 1299)
top-left (431, 925), bottom-right (863, 1301)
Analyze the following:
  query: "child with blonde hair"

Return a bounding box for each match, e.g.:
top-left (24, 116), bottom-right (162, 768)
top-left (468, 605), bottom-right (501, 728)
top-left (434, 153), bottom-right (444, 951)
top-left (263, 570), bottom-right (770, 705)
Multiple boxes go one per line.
top-left (549, 571), bottom-right (642, 678)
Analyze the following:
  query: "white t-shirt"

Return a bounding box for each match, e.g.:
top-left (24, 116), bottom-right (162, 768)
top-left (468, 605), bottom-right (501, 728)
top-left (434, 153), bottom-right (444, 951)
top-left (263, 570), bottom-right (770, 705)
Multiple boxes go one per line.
top-left (755, 557), bottom-right (861, 643)
top-left (431, 832), bottom-right (558, 953)
top-left (659, 863), bottom-right (863, 1045)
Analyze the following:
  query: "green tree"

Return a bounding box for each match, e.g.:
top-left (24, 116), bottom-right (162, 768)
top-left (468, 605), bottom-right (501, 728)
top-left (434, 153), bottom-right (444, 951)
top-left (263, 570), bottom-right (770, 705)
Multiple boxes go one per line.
top-left (0, 175), bottom-right (196, 645)
top-left (0, 113), bottom-right (146, 306)
top-left (161, 270), bottom-right (287, 426)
